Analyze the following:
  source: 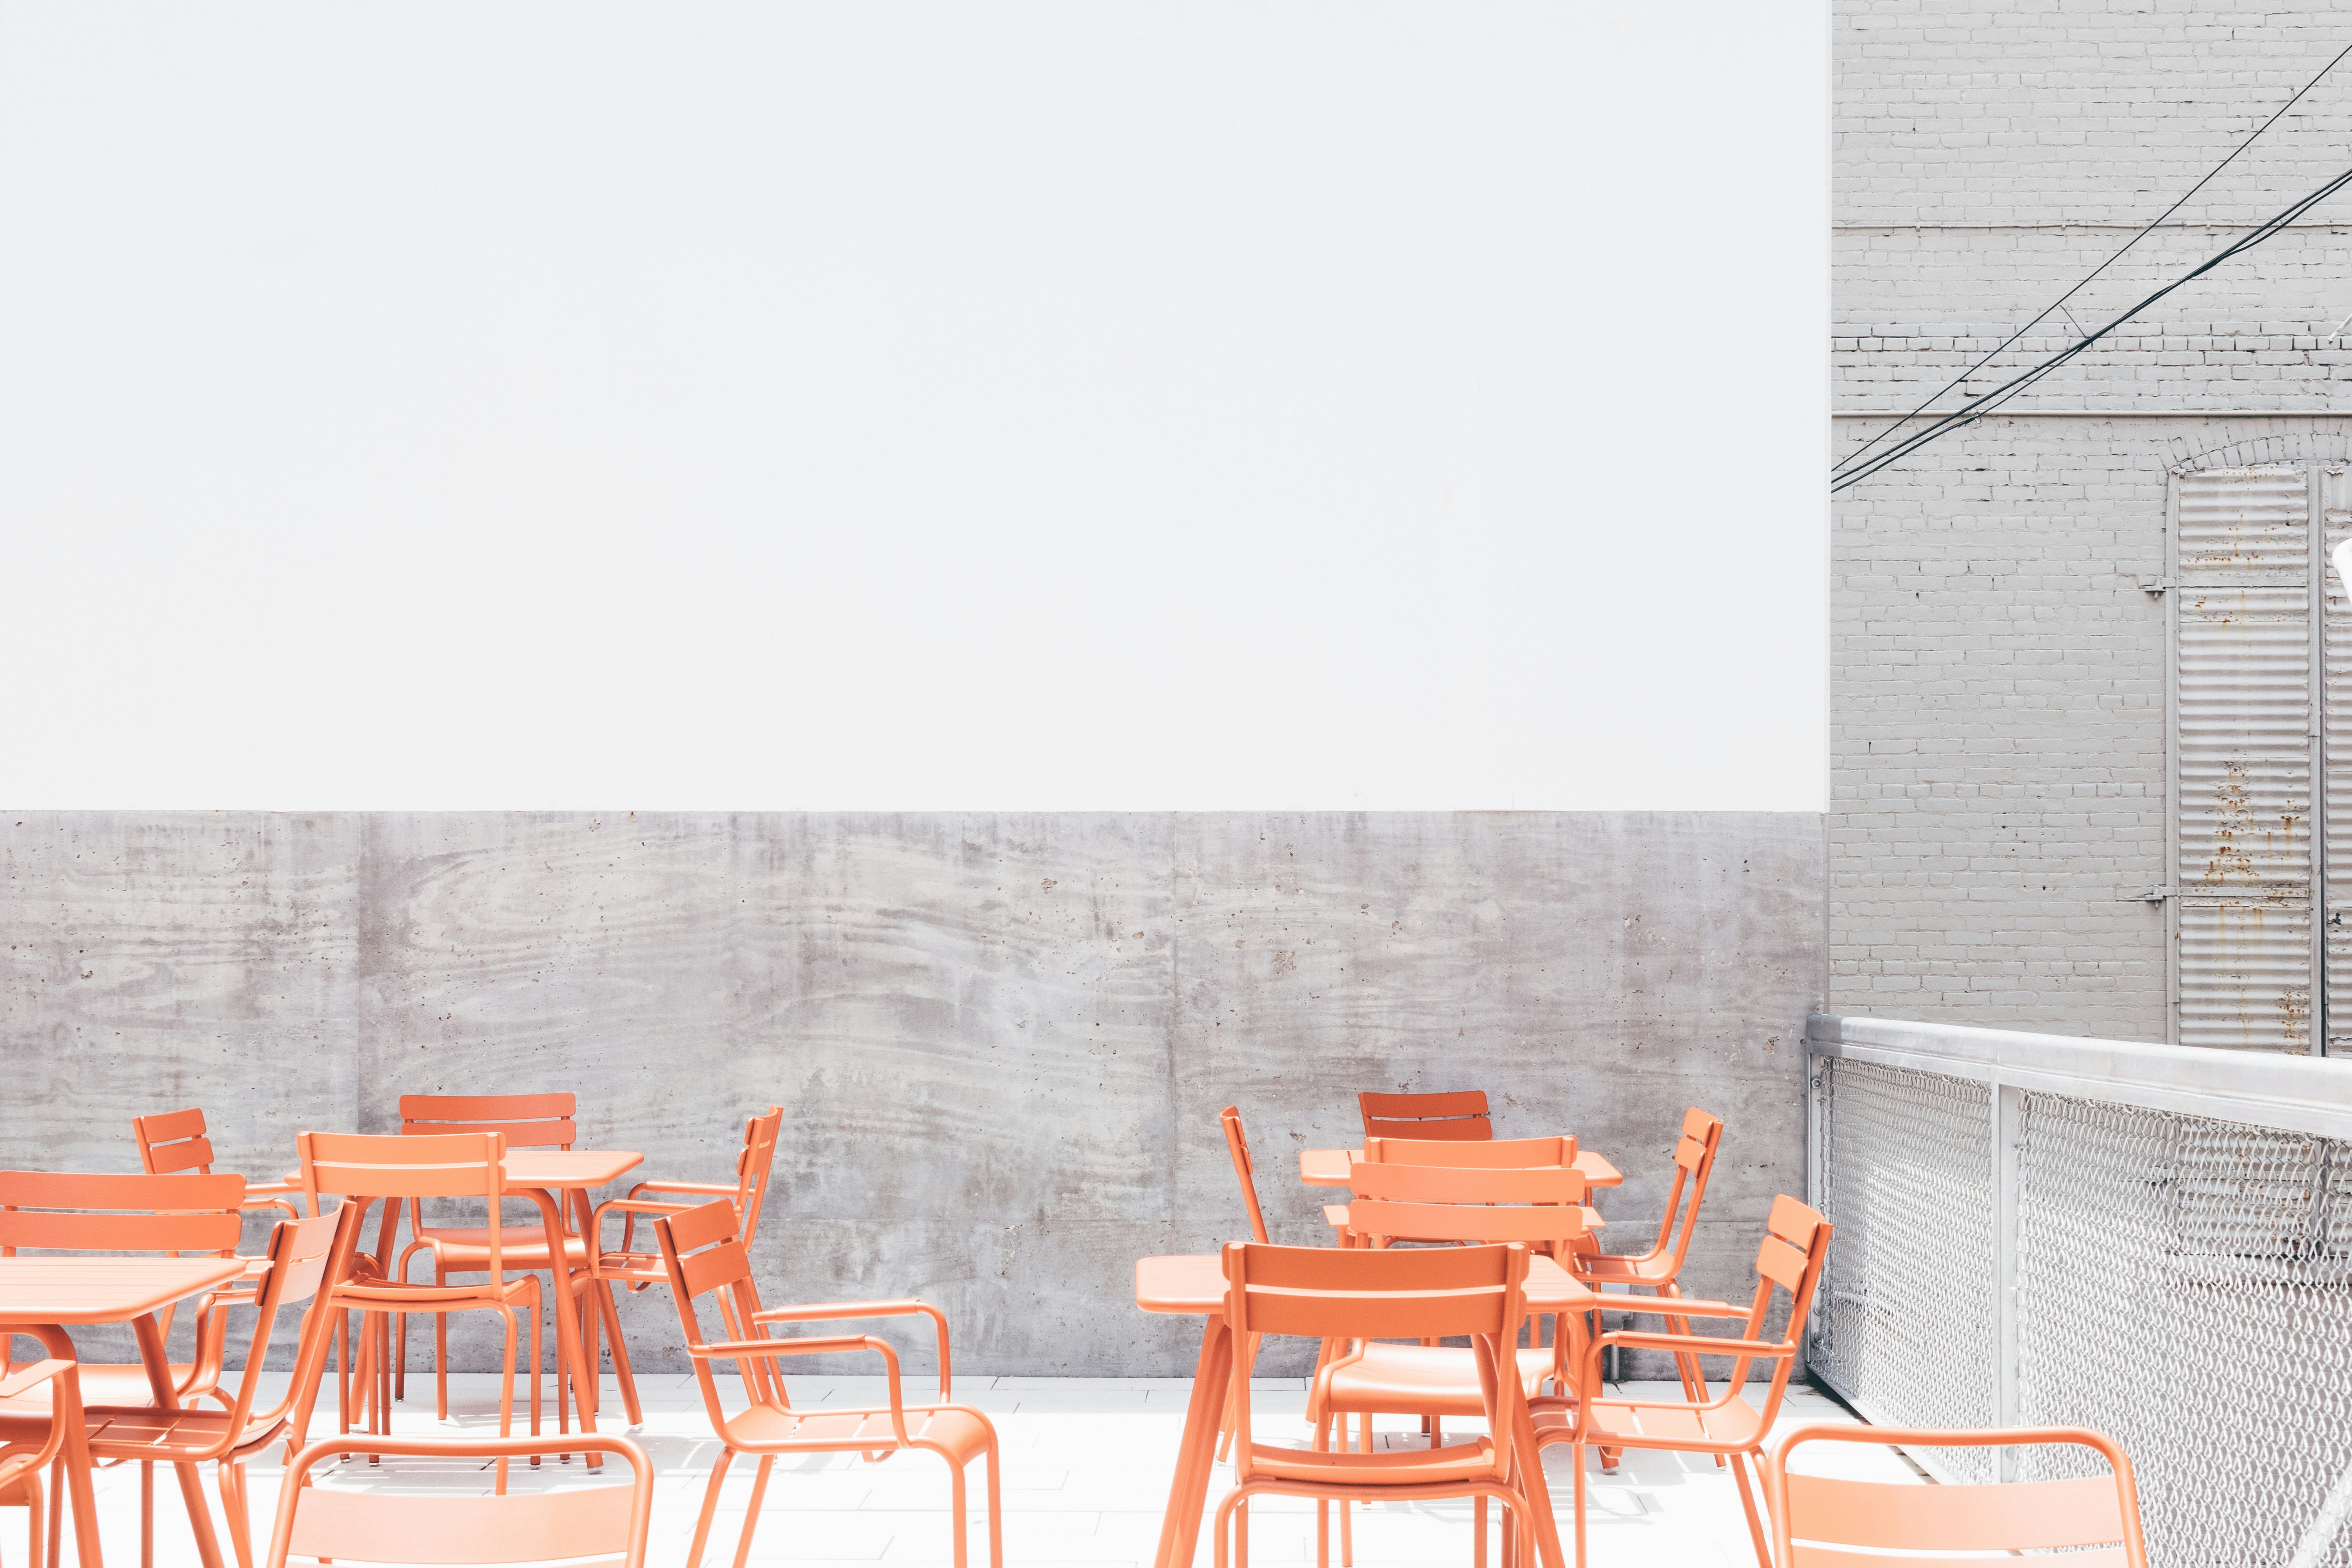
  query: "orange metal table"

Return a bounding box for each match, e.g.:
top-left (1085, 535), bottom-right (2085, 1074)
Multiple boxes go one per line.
top-left (1298, 1147), bottom-right (1624, 1188)
top-left (1135, 1252), bottom-right (1590, 1568)
top-left (292, 1149), bottom-right (645, 1447)
top-left (0, 1257), bottom-right (248, 1568)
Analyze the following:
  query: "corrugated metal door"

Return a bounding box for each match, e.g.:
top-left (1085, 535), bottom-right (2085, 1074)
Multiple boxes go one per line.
top-left (2171, 465), bottom-right (2317, 1050)
top-left (2325, 464), bottom-right (2352, 1054)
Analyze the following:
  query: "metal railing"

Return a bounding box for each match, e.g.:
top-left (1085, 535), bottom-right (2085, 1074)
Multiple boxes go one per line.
top-left (1807, 1013), bottom-right (2352, 1568)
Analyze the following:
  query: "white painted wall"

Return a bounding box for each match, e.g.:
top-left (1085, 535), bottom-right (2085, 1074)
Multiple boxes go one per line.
top-left (0, 4), bottom-right (1827, 810)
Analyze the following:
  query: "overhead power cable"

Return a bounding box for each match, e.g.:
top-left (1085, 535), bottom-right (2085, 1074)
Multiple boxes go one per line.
top-left (1836, 37), bottom-right (2352, 481)
top-left (1832, 157), bottom-right (2352, 492)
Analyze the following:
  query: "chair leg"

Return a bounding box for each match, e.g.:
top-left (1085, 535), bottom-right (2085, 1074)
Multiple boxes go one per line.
top-left (140, 1461), bottom-right (153, 1568)
top-left (394, 1310), bottom-right (407, 1402)
top-left (595, 1282), bottom-right (644, 1426)
top-left (1475, 1495), bottom-right (1488, 1568)
top-left (731, 1456), bottom-right (775, 1568)
top-left (983, 1440), bottom-right (1004, 1568)
top-left (528, 1294), bottom-right (544, 1442)
top-left (1729, 1450), bottom-right (1770, 1568)
top-left (170, 1461), bottom-right (224, 1568)
top-left (434, 1269), bottom-right (451, 1421)
top-left (1235, 1501), bottom-right (1249, 1568)
top-left (684, 1450), bottom-right (733, 1568)
top-left (219, 1462), bottom-right (254, 1568)
top-left (946, 1455), bottom-right (968, 1568)
top-left (27, 1464), bottom-right (45, 1568)
top-left (494, 1306), bottom-right (517, 1494)
top-left (1571, 1442), bottom-right (1586, 1568)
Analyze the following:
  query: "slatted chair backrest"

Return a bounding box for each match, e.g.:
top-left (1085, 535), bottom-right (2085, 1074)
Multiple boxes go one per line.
top-left (132, 1109), bottom-right (222, 1177)
top-left (398, 1094), bottom-right (577, 1151)
top-left (0, 1171), bottom-right (245, 1257)
top-left (1218, 1107), bottom-right (1272, 1245)
top-left (649, 1199), bottom-right (775, 1421)
top-left (1344, 1162), bottom-right (1591, 1247)
top-left (298, 1132), bottom-right (510, 1277)
top-left (1723, 1195), bottom-right (1834, 1419)
top-left (266, 1431), bottom-right (653, 1568)
top-left (201, 1210), bottom-right (343, 1447)
top-left (1361, 1134), bottom-right (1574, 1169)
top-left (1223, 1240), bottom-right (1526, 1485)
top-left (1357, 1090), bottom-right (1492, 1142)
top-left (732, 1107), bottom-right (785, 1246)
top-left (1766, 1424), bottom-right (2147, 1566)
top-left (1649, 1107), bottom-right (1724, 1270)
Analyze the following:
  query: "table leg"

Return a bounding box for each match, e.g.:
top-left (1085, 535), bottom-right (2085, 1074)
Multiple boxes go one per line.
top-left (520, 1187), bottom-right (600, 1468)
top-left (133, 1313), bottom-right (226, 1568)
top-left (1152, 1316), bottom-right (1232, 1568)
top-left (27, 1325), bottom-right (101, 1568)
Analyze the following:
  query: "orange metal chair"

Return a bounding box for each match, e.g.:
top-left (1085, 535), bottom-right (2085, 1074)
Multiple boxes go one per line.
top-left (390, 1095), bottom-right (601, 1419)
top-left (292, 1133), bottom-right (545, 1469)
top-left (1214, 1240), bottom-right (1562, 1568)
top-left (1358, 1091), bottom-right (1492, 1142)
top-left (1764, 1423), bottom-right (2149, 1567)
top-left (650, 1198), bottom-right (1002, 1568)
top-left (0, 1172), bottom-right (250, 1411)
top-left (1568, 1108), bottom-right (1722, 1407)
top-left (0, 1347), bottom-right (80, 1568)
top-left (69, 1211), bottom-right (344, 1568)
top-left (263, 1432), bottom-right (654, 1568)
top-left (1314, 1161), bottom-right (1597, 1563)
top-left (589, 1105), bottom-right (783, 1313)
top-left (1532, 1194), bottom-right (1834, 1568)
top-left (132, 1111), bottom-right (306, 1221)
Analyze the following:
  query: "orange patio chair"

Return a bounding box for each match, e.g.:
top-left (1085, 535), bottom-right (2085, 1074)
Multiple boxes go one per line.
top-left (390, 1095), bottom-right (600, 1419)
top-left (1314, 1162), bottom-right (1597, 1564)
top-left (1764, 1423), bottom-right (2148, 1566)
top-left (132, 1110), bottom-right (306, 1220)
top-left (0, 1172), bottom-right (250, 1411)
top-left (1358, 1091), bottom-right (1492, 1142)
top-left (62, 1209), bottom-right (343, 1568)
top-left (1532, 1194), bottom-right (1834, 1568)
top-left (291, 1133), bottom-right (546, 1476)
top-left (650, 1198), bottom-right (1002, 1568)
top-left (589, 1105), bottom-right (784, 1343)
top-left (1567, 1108), bottom-right (1721, 1409)
top-left (0, 1347), bottom-right (80, 1568)
top-left (1214, 1240), bottom-right (1562, 1568)
top-left (0, 1171), bottom-right (257, 1568)
top-left (262, 1432), bottom-right (653, 1568)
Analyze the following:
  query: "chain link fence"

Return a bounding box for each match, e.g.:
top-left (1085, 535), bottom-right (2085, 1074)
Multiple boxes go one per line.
top-left (1809, 1019), bottom-right (2352, 1568)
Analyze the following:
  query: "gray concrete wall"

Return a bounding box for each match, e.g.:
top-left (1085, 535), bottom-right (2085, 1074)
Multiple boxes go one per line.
top-left (1833, 2), bottom-right (2352, 1041)
top-left (3, 811), bottom-right (1823, 1375)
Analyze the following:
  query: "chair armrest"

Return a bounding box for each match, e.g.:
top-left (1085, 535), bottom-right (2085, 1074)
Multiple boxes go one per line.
top-left (0, 1359), bottom-right (73, 1402)
top-left (1598, 1331), bottom-right (1793, 1358)
top-left (626, 1180), bottom-right (737, 1198)
top-left (588, 1197), bottom-right (715, 1272)
top-left (690, 1333), bottom-right (914, 1445)
top-left (1584, 1294), bottom-right (1747, 1319)
top-left (243, 1180), bottom-right (301, 1197)
top-left (748, 1299), bottom-right (953, 1401)
top-left (1323, 1204), bottom-right (1353, 1229)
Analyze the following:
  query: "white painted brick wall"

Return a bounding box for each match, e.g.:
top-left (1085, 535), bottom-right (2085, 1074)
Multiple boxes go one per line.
top-left (1833, 2), bottom-right (2352, 1043)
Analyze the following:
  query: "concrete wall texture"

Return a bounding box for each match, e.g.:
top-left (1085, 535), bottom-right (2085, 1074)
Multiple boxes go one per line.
top-left (2, 811), bottom-right (1824, 1374)
top-left (1833, 2), bottom-right (2352, 1040)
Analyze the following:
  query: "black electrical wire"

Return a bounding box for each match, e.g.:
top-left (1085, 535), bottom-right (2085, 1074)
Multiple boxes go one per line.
top-left (1836, 36), bottom-right (2352, 480)
top-left (1833, 157), bottom-right (2352, 492)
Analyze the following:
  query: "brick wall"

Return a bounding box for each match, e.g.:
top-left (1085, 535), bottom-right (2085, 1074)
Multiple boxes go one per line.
top-left (1833, 2), bottom-right (2352, 1041)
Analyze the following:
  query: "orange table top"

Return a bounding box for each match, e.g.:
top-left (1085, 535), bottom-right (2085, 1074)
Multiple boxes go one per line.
top-left (1298, 1147), bottom-right (1623, 1188)
top-left (286, 1149), bottom-right (645, 1194)
top-left (1135, 1252), bottom-right (1595, 1315)
top-left (0, 1258), bottom-right (249, 1325)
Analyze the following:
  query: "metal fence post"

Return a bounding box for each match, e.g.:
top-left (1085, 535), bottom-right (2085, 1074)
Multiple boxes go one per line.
top-left (1993, 1078), bottom-right (2023, 1481)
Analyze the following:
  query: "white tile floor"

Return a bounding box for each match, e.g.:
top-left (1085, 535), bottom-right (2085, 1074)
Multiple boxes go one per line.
top-left (36, 1371), bottom-right (1922, 1568)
